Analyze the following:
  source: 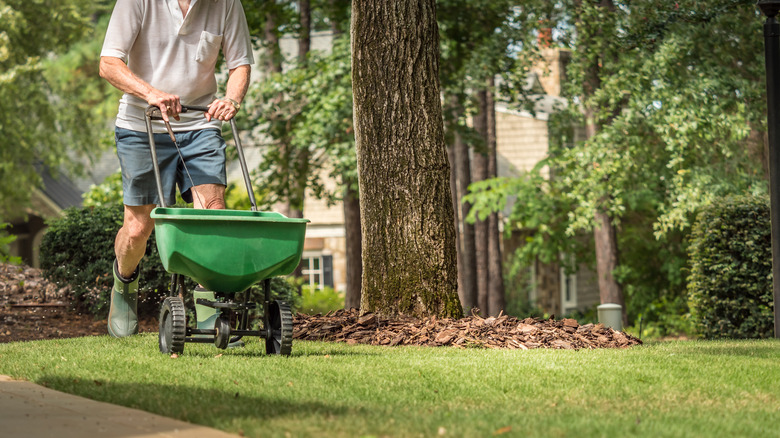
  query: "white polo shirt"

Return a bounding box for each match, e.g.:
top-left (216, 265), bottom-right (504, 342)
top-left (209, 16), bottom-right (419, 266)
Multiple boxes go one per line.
top-left (101, 0), bottom-right (254, 133)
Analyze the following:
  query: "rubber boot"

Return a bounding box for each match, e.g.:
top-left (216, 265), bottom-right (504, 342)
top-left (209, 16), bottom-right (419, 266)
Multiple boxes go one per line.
top-left (194, 288), bottom-right (218, 333)
top-left (108, 260), bottom-right (139, 338)
top-left (194, 287), bottom-right (244, 348)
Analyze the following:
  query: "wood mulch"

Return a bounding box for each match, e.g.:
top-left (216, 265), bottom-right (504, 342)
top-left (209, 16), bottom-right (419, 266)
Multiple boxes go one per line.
top-left (294, 308), bottom-right (642, 350)
top-left (2, 262), bottom-right (641, 350)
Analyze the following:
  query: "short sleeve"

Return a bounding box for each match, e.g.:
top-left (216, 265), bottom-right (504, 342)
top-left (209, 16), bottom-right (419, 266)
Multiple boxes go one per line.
top-left (100, 0), bottom-right (144, 62)
top-left (221, 0), bottom-right (254, 70)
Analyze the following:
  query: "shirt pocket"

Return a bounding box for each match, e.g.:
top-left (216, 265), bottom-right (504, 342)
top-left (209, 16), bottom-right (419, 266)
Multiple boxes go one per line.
top-left (195, 31), bottom-right (223, 65)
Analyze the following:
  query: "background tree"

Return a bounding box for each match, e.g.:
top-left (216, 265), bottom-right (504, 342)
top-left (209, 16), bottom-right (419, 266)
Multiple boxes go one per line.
top-left (351, 0), bottom-right (462, 318)
top-left (0, 0), bottom-right (111, 219)
top-left (468, 0), bottom-right (767, 332)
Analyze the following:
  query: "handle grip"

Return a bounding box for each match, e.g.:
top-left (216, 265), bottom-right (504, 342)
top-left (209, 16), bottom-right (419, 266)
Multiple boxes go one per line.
top-left (144, 104), bottom-right (211, 120)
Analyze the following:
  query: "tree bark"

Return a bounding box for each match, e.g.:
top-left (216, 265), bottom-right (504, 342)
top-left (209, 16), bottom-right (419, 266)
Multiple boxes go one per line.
top-left (298, 0), bottom-right (311, 64)
top-left (472, 89), bottom-right (489, 316)
top-left (578, 0), bottom-right (626, 324)
top-left (352, 0), bottom-right (462, 319)
top-left (264, 8), bottom-right (283, 74)
top-left (485, 80), bottom-right (505, 316)
top-left (343, 184), bottom-right (362, 309)
top-left (594, 208), bottom-right (624, 309)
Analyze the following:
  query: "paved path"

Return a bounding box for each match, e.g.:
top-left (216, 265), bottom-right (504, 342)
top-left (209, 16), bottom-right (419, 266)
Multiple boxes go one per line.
top-left (0, 375), bottom-right (239, 438)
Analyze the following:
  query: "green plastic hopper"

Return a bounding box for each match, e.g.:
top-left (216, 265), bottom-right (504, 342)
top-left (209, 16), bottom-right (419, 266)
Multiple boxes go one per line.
top-left (150, 208), bottom-right (309, 293)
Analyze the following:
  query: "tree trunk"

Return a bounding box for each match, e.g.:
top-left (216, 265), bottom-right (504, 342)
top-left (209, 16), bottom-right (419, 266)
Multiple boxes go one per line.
top-left (486, 80), bottom-right (505, 316)
top-left (264, 8), bottom-right (283, 74)
top-left (447, 135), bottom-right (462, 299)
top-left (578, 0), bottom-right (626, 324)
top-left (343, 184), bottom-right (362, 309)
top-left (352, 0), bottom-right (462, 319)
top-left (594, 208), bottom-right (624, 310)
top-left (454, 124), bottom-right (477, 315)
top-left (298, 0), bottom-right (311, 63)
top-left (472, 89), bottom-right (489, 316)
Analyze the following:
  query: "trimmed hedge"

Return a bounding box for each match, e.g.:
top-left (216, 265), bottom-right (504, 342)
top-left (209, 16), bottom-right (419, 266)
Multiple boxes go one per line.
top-left (40, 205), bottom-right (175, 317)
top-left (40, 205), bottom-right (299, 319)
top-left (687, 196), bottom-right (774, 339)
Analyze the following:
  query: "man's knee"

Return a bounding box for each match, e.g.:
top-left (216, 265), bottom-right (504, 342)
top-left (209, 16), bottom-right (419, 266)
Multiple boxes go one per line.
top-left (192, 184), bottom-right (226, 209)
top-left (122, 205), bottom-right (155, 241)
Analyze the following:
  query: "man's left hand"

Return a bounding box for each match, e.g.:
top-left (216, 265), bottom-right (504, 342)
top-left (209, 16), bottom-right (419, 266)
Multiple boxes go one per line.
top-left (205, 98), bottom-right (239, 121)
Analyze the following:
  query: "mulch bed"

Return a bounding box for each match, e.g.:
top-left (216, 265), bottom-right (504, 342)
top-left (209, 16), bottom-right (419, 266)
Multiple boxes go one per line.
top-left (294, 309), bottom-right (641, 350)
top-left (2, 262), bottom-right (641, 349)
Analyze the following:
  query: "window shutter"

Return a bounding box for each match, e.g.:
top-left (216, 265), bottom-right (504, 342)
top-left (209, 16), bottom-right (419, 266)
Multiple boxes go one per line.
top-left (322, 255), bottom-right (333, 288)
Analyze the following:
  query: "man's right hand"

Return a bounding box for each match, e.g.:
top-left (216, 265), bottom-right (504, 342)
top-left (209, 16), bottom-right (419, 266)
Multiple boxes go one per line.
top-left (146, 90), bottom-right (182, 123)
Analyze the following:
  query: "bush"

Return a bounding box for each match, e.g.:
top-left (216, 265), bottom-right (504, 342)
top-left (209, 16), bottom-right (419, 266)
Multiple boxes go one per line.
top-left (687, 195), bottom-right (774, 339)
top-left (0, 223), bottom-right (21, 265)
top-left (299, 285), bottom-right (345, 315)
top-left (40, 205), bottom-right (303, 320)
top-left (39, 205), bottom-right (175, 317)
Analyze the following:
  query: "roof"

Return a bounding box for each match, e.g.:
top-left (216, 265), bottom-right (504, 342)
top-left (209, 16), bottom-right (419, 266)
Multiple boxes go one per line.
top-left (39, 167), bottom-right (84, 210)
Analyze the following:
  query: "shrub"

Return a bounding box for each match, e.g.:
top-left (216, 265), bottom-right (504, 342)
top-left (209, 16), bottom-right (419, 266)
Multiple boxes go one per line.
top-left (299, 285), bottom-right (345, 315)
top-left (0, 223), bottom-right (21, 265)
top-left (40, 205), bottom-right (303, 320)
top-left (687, 195), bottom-right (774, 339)
top-left (39, 205), bottom-right (175, 317)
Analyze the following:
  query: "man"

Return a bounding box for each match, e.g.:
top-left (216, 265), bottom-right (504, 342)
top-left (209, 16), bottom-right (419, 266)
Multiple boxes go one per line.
top-left (99, 0), bottom-right (253, 337)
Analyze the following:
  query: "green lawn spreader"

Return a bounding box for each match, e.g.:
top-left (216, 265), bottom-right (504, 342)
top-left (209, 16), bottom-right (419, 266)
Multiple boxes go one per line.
top-left (144, 105), bottom-right (308, 356)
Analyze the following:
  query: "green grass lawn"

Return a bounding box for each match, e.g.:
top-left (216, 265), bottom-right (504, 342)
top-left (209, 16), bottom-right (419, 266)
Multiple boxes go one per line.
top-left (0, 336), bottom-right (778, 437)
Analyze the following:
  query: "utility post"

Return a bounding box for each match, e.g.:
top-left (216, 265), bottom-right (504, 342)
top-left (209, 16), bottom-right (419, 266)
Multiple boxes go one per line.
top-left (758, 0), bottom-right (780, 338)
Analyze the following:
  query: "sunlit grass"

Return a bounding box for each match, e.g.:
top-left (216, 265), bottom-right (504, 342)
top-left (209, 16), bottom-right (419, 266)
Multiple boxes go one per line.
top-left (1, 336), bottom-right (778, 437)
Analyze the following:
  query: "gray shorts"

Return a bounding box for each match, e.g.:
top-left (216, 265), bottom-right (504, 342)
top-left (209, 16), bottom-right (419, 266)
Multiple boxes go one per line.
top-left (115, 127), bottom-right (227, 206)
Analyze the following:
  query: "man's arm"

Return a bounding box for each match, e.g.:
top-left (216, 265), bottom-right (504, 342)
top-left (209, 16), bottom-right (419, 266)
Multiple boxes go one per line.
top-left (206, 64), bottom-right (251, 122)
top-left (99, 56), bottom-right (182, 122)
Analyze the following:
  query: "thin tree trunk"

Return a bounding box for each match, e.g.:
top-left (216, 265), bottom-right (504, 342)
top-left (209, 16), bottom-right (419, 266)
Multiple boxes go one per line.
top-left (447, 136), bottom-right (463, 300)
top-left (352, 0), bottom-right (462, 319)
top-left (289, 0), bottom-right (312, 220)
top-left (264, 9), bottom-right (282, 74)
top-left (454, 106), bottom-right (477, 315)
top-left (298, 0), bottom-right (311, 63)
top-left (578, 0), bottom-right (626, 324)
top-left (486, 80), bottom-right (505, 316)
top-left (472, 89), bottom-right (489, 316)
top-left (343, 184), bottom-right (362, 309)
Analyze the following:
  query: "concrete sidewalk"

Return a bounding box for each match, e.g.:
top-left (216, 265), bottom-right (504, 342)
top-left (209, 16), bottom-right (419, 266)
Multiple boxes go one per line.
top-left (0, 375), bottom-right (239, 438)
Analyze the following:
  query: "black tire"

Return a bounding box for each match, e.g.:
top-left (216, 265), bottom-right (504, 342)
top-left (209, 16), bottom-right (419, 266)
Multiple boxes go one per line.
top-left (159, 297), bottom-right (186, 354)
top-left (265, 301), bottom-right (293, 356)
top-left (214, 315), bottom-right (231, 350)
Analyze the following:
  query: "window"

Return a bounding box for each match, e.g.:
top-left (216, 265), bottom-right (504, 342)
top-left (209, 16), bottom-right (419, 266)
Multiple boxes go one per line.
top-left (300, 253), bottom-right (333, 290)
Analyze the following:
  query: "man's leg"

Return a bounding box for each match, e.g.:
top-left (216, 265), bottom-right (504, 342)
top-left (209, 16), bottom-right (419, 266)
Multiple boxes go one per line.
top-left (191, 183), bottom-right (226, 210)
top-left (190, 183), bottom-right (228, 333)
top-left (115, 204), bottom-right (156, 277)
top-left (109, 204), bottom-right (155, 338)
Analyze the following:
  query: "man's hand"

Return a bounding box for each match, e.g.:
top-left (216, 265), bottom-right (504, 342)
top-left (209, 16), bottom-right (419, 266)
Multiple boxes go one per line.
top-left (205, 97), bottom-right (238, 122)
top-left (147, 90), bottom-right (182, 122)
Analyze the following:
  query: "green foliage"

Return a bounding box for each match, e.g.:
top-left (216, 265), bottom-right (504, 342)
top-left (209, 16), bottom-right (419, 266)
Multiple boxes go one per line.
top-left (0, 223), bottom-right (21, 265)
top-left (467, 0), bottom-right (767, 332)
top-left (245, 34), bottom-right (356, 210)
top-left (0, 1), bottom-right (114, 219)
top-left (39, 205), bottom-right (174, 317)
top-left (688, 196), bottom-right (774, 339)
top-left (82, 171), bottom-right (123, 207)
top-left (299, 285), bottom-right (345, 315)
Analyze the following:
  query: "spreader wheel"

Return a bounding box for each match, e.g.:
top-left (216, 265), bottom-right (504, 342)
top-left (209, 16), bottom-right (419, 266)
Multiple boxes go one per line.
top-left (159, 297), bottom-right (186, 354)
top-left (214, 315), bottom-right (231, 350)
top-left (265, 301), bottom-right (293, 356)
